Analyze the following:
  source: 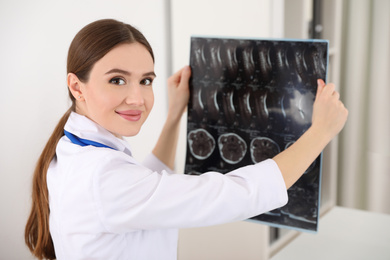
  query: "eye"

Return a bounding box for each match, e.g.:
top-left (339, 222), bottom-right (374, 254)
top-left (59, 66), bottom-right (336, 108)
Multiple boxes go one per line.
top-left (109, 77), bottom-right (126, 85)
top-left (140, 77), bottom-right (154, 86)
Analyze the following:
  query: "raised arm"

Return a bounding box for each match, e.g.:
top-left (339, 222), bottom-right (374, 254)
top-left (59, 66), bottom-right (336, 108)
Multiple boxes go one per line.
top-left (273, 79), bottom-right (348, 189)
top-left (152, 66), bottom-right (191, 169)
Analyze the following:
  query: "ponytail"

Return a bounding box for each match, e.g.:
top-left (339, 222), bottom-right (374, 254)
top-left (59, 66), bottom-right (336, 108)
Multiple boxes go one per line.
top-left (25, 106), bottom-right (74, 259)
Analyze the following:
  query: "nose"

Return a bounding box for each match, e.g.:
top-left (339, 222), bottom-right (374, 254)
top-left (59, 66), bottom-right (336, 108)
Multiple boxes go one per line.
top-left (125, 84), bottom-right (145, 106)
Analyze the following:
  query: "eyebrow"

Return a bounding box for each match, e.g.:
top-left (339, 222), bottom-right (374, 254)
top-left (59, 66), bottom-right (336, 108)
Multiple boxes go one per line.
top-left (105, 68), bottom-right (156, 77)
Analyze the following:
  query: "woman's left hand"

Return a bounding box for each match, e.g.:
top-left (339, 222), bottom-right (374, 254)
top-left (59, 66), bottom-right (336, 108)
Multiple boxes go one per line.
top-left (166, 66), bottom-right (191, 122)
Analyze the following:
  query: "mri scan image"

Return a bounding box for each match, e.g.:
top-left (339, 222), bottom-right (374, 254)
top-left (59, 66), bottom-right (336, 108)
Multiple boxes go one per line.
top-left (218, 133), bottom-right (247, 164)
top-left (250, 137), bottom-right (280, 164)
top-left (188, 129), bottom-right (215, 160)
top-left (185, 36), bottom-right (328, 232)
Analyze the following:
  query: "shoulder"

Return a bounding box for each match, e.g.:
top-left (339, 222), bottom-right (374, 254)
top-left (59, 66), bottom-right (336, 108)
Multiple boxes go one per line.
top-left (55, 135), bottom-right (150, 177)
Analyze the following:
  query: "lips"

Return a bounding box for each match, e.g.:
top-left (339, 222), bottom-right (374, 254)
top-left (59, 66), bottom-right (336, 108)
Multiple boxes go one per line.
top-left (116, 110), bottom-right (142, 122)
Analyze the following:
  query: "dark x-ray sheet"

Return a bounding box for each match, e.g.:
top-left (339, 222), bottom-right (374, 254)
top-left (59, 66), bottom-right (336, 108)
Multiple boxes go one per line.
top-left (184, 36), bottom-right (328, 233)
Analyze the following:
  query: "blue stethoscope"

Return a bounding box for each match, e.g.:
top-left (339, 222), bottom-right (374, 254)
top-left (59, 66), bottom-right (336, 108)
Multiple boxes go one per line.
top-left (64, 130), bottom-right (115, 150)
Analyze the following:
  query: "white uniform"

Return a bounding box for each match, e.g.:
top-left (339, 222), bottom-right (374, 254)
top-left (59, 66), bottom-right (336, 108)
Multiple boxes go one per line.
top-left (48, 112), bottom-right (288, 260)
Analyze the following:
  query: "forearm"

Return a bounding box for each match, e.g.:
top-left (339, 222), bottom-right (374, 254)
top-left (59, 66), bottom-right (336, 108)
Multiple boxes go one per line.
top-left (152, 66), bottom-right (191, 169)
top-left (152, 116), bottom-right (181, 170)
top-left (273, 126), bottom-right (330, 189)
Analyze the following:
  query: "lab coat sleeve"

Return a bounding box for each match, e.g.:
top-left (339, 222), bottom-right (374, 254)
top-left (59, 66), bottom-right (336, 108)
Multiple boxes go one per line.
top-left (93, 153), bottom-right (288, 233)
top-left (142, 153), bottom-right (174, 174)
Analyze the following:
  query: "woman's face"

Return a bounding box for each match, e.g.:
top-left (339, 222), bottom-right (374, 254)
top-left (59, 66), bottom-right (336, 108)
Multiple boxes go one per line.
top-left (76, 43), bottom-right (155, 137)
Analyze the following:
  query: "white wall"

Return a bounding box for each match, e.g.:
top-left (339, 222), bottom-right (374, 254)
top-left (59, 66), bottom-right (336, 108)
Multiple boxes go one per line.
top-left (0, 1), bottom-right (170, 259)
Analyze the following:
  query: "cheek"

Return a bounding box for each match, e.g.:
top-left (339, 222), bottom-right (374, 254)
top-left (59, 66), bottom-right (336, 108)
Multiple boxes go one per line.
top-left (146, 89), bottom-right (154, 111)
top-left (93, 89), bottom-right (124, 109)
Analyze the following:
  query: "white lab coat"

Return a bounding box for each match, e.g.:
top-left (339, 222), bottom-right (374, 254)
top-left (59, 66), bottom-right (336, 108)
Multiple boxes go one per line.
top-left (47, 112), bottom-right (288, 260)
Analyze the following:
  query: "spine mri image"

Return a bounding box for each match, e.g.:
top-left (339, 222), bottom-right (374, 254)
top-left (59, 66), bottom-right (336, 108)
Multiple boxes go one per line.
top-left (185, 36), bottom-right (328, 232)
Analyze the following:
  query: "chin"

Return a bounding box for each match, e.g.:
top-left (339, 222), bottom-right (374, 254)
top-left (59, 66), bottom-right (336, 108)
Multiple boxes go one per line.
top-left (110, 121), bottom-right (145, 138)
top-left (108, 126), bottom-right (141, 138)
top-left (121, 133), bottom-right (139, 138)
top-left (118, 128), bottom-right (142, 138)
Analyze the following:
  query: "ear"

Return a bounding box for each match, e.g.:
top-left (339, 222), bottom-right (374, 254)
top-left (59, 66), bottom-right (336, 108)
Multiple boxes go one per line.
top-left (67, 73), bottom-right (85, 101)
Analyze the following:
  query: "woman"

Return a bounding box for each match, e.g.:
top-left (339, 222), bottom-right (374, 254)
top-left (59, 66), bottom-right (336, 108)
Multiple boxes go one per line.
top-left (25, 19), bottom-right (348, 260)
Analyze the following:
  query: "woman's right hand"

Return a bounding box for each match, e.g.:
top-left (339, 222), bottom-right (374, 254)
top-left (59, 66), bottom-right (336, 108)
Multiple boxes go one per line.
top-left (311, 79), bottom-right (348, 143)
top-left (166, 66), bottom-right (192, 123)
top-left (152, 66), bottom-right (191, 169)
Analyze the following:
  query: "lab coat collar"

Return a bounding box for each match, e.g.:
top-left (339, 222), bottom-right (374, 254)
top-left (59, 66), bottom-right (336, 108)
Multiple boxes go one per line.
top-left (64, 112), bottom-right (133, 157)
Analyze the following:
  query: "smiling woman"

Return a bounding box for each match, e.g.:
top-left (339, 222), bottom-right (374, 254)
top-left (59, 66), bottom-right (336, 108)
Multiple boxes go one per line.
top-left (24, 18), bottom-right (347, 260)
top-left (24, 19), bottom-right (158, 259)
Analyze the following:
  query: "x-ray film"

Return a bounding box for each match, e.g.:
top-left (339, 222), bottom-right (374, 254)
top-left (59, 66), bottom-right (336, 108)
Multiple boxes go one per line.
top-left (184, 36), bottom-right (328, 232)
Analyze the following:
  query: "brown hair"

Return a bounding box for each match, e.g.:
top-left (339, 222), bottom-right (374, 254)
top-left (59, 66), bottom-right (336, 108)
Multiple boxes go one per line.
top-left (25, 19), bottom-right (154, 259)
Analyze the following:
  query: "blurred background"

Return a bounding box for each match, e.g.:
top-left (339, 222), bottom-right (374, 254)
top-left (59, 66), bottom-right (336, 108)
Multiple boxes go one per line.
top-left (0, 0), bottom-right (388, 259)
